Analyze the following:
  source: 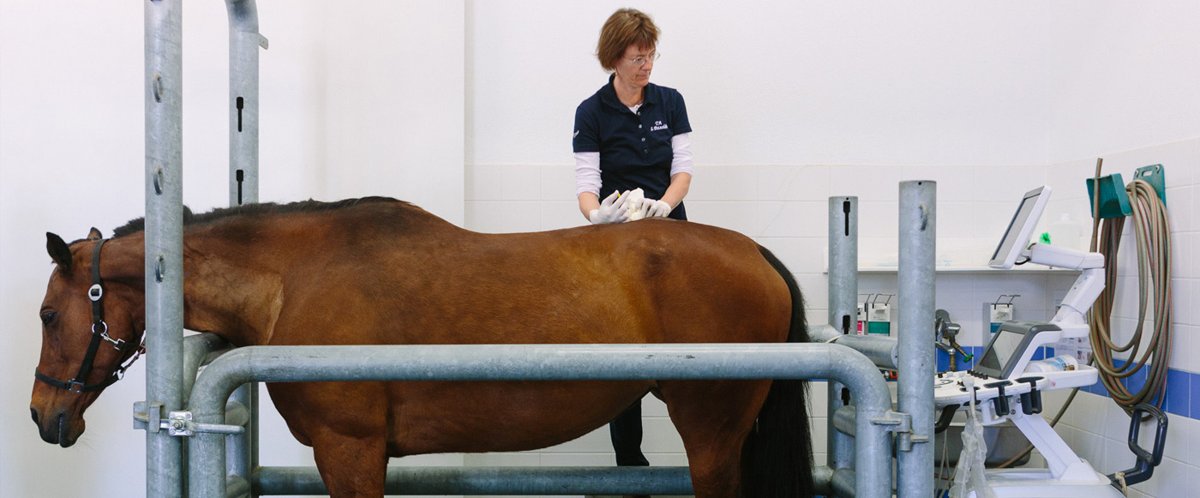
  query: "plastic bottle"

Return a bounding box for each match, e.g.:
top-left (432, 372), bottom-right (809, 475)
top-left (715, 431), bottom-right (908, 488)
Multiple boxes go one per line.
top-left (1050, 213), bottom-right (1083, 251)
top-left (1024, 354), bottom-right (1079, 373)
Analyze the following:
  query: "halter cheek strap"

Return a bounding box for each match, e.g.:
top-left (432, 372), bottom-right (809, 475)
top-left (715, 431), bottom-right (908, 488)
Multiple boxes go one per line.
top-left (34, 239), bottom-right (144, 393)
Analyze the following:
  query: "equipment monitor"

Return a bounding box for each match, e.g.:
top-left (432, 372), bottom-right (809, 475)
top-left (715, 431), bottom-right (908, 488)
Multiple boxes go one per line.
top-left (989, 186), bottom-right (1052, 269)
top-left (972, 321), bottom-right (1061, 379)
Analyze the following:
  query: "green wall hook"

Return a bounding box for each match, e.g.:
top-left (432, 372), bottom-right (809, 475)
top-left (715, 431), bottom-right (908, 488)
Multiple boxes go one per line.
top-left (1086, 173), bottom-right (1132, 219)
top-left (1133, 164), bottom-right (1167, 203)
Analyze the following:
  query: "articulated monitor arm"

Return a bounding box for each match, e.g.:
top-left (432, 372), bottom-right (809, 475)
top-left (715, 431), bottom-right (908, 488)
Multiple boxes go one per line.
top-left (1021, 243), bottom-right (1105, 339)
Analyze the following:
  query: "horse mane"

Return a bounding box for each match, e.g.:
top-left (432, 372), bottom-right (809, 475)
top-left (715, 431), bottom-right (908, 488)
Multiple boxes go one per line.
top-left (111, 196), bottom-right (408, 238)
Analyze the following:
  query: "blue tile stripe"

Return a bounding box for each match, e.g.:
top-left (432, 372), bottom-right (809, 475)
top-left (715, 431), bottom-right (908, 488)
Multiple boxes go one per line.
top-left (933, 348), bottom-right (1198, 419)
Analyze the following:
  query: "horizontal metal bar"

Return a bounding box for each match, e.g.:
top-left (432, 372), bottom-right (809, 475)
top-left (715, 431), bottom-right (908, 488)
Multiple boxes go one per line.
top-left (225, 475), bottom-right (250, 498)
top-left (811, 465), bottom-right (835, 497)
top-left (190, 343), bottom-right (894, 498)
top-left (808, 324), bottom-right (900, 370)
top-left (254, 466), bottom-right (693, 496)
top-left (251, 464), bottom-right (845, 495)
top-left (826, 334), bottom-right (899, 370)
top-left (191, 343), bottom-right (881, 385)
top-left (832, 467), bottom-right (858, 498)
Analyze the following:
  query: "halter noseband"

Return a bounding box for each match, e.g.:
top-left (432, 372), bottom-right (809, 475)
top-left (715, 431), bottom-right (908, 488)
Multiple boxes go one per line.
top-left (35, 239), bottom-right (144, 393)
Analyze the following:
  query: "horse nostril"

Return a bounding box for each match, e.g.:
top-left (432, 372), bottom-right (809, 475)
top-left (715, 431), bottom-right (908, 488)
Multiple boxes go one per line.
top-left (31, 408), bottom-right (39, 425)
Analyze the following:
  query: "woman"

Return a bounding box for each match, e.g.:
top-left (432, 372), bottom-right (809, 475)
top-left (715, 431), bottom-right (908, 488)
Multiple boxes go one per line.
top-left (571, 8), bottom-right (694, 469)
top-left (574, 8), bottom-right (692, 225)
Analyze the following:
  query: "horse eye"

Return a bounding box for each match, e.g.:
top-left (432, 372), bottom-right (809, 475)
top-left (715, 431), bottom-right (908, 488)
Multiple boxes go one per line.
top-left (40, 311), bottom-right (57, 326)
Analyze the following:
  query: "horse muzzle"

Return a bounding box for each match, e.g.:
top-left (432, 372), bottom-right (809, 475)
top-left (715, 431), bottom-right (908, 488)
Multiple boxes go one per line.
top-left (31, 406), bottom-right (83, 448)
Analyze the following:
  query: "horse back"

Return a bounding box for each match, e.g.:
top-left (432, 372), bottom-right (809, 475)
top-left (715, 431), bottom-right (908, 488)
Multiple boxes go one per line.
top-left (263, 216), bottom-right (791, 348)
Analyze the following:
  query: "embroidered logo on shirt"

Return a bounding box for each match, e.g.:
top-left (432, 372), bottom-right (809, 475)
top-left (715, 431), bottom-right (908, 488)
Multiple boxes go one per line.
top-left (650, 120), bottom-right (669, 132)
top-left (573, 130), bottom-right (580, 138)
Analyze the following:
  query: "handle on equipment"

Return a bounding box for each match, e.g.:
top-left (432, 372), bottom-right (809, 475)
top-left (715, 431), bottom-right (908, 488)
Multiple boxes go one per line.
top-left (1108, 402), bottom-right (1168, 488)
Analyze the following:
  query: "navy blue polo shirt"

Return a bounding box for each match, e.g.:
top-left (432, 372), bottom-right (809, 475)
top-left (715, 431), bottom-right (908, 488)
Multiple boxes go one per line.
top-left (573, 75), bottom-right (691, 220)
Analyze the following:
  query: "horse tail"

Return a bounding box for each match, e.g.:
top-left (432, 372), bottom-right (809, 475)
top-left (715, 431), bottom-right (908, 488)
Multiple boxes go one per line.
top-left (742, 245), bottom-right (814, 497)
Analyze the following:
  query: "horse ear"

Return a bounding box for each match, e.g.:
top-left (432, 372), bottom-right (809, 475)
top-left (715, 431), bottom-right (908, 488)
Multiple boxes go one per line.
top-left (87, 227), bottom-right (103, 240)
top-left (46, 232), bottom-right (73, 272)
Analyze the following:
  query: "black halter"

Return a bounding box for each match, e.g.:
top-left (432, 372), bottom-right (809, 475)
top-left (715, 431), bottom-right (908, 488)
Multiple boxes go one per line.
top-left (35, 239), bottom-right (144, 393)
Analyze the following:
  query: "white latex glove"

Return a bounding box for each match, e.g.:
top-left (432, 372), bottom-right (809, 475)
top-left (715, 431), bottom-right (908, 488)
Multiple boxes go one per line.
top-left (642, 198), bottom-right (673, 218)
top-left (588, 191), bottom-right (630, 224)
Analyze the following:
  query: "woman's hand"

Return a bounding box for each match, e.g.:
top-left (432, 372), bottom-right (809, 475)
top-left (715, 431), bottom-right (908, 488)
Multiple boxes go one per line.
top-left (589, 191), bottom-right (631, 224)
top-left (642, 199), bottom-right (672, 218)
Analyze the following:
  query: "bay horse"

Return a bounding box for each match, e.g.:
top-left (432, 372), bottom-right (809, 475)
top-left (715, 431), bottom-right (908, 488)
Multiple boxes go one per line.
top-left (30, 197), bottom-right (813, 498)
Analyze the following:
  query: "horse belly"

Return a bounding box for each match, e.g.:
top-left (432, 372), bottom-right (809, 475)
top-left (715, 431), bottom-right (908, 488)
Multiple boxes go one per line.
top-left (386, 380), bottom-right (650, 456)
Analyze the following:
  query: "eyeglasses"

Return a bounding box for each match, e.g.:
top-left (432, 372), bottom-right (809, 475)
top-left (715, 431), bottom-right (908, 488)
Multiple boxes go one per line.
top-left (625, 51), bottom-right (660, 68)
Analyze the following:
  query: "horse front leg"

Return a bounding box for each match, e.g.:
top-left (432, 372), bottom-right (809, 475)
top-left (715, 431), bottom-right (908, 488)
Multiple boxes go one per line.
top-left (270, 382), bottom-right (391, 498)
top-left (310, 425), bottom-right (388, 498)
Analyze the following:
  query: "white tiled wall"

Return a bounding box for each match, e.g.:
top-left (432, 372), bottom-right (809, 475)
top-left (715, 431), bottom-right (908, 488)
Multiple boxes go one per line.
top-left (464, 139), bottom-right (1198, 496)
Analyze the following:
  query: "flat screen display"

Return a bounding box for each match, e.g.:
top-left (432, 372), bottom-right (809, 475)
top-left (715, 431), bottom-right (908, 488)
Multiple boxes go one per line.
top-left (976, 328), bottom-right (1025, 377)
top-left (989, 186), bottom-right (1050, 269)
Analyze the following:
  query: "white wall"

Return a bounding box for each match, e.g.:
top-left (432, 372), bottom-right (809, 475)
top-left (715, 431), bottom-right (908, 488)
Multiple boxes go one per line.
top-left (1045, 1), bottom-right (1200, 164)
top-left (468, 0), bottom-right (1053, 170)
top-left (0, 1), bottom-right (462, 497)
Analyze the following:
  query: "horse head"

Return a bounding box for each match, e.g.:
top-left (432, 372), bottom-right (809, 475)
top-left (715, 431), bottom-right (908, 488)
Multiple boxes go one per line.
top-left (31, 229), bottom-right (145, 447)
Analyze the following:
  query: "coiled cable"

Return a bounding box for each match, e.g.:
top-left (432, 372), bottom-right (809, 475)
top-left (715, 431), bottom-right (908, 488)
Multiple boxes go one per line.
top-left (1088, 161), bottom-right (1173, 415)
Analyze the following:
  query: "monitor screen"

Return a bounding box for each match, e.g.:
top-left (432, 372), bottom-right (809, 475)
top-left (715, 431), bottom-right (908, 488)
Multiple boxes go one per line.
top-left (976, 328), bottom-right (1025, 377)
top-left (989, 186), bottom-right (1051, 269)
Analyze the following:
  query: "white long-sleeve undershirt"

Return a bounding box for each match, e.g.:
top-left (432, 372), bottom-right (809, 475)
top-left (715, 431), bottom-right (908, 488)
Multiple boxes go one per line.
top-left (574, 132), bottom-right (694, 197)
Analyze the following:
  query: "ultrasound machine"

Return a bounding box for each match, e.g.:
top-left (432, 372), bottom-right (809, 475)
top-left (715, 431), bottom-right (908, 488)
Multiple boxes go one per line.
top-left (932, 185), bottom-right (1156, 497)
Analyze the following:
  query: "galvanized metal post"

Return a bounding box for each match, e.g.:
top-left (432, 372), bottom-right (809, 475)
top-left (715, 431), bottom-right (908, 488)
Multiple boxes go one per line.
top-left (897, 181), bottom-right (935, 498)
top-left (827, 196), bottom-right (858, 479)
top-left (828, 196), bottom-right (859, 337)
top-left (144, 1), bottom-right (185, 496)
top-left (225, 2), bottom-right (263, 495)
top-left (226, 0), bottom-right (262, 207)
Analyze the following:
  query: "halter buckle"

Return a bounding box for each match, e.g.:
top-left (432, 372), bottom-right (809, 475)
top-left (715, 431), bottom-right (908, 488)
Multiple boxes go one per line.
top-left (67, 379), bottom-right (85, 393)
top-left (100, 329), bottom-right (126, 350)
top-left (87, 284), bottom-right (103, 302)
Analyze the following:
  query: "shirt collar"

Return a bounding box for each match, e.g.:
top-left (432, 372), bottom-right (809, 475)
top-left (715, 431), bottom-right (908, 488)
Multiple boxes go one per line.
top-left (599, 73), bottom-right (658, 110)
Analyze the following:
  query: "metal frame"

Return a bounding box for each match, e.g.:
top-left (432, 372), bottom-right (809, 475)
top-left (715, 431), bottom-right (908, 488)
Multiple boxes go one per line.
top-left (142, 1), bottom-right (936, 497)
top-left (184, 343), bottom-right (892, 497)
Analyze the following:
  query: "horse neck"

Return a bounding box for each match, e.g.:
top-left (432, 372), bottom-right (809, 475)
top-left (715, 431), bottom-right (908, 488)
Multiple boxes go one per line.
top-left (105, 231), bottom-right (282, 347)
top-left (181, 229), bottom-right (286, 347)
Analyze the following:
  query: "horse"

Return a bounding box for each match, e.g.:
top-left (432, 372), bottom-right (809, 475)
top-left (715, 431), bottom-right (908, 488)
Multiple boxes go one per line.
top-left (30, 197), bottom-right (813, 498)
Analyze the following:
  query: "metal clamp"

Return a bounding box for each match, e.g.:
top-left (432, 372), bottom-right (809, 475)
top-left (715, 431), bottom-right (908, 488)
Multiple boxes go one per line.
top-left (870, 410), bottom-right (929, 452)
top-left (133, 403), bottom-right (245, 437)
top-left (167, 411), bottom-right (194, 436)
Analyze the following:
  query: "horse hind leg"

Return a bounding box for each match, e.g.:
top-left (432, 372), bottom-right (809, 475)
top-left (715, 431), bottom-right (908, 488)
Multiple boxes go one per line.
top-left (309, 426), bottom-right (388, 498)
top-left (659, 379), bottom-right (772, 498)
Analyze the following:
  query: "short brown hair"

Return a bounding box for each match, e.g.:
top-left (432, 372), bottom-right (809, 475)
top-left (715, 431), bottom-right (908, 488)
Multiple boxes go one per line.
top-left (596, 8), bottom-right (659, 72)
